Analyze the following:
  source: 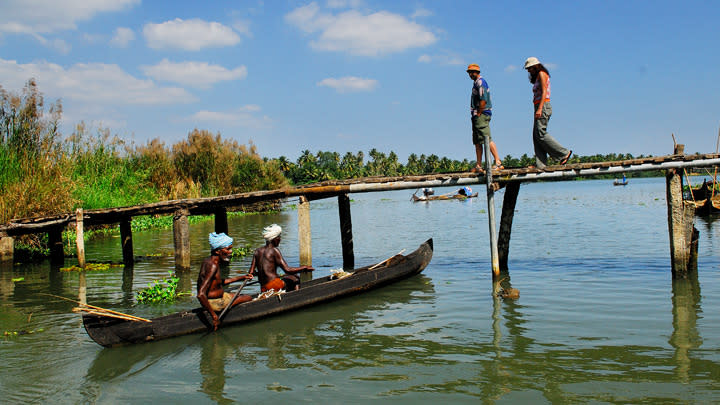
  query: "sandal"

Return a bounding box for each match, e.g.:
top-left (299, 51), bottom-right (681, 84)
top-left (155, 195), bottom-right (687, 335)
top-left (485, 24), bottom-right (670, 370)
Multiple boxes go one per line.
top-left (471, 165), bottom-right (485, 174)
top-left (492, 164), bottom-right (504, 170)
top-left (559, 150), bottom-right (573, 165)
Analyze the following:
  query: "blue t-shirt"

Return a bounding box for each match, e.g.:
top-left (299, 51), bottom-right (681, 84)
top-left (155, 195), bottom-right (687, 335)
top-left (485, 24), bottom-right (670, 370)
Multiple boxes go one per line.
top-left (470, 76), bottom-right (492, 116)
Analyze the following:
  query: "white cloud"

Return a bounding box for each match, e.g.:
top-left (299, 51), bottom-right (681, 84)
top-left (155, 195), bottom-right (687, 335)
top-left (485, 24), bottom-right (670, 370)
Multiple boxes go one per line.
top-left (142, 59), bottom-right (247, 89)
top-left (326, 0), bottom-right (363, 8)
top-left (411, 8), bottom-right (433, 18)
top-left (317, 76), bottom-right (378, 93)
top-left (189, 105), bottom-right (271, 128)
top-left (0, 0), bottom-right (139, 34)
top-left (110, 27), bottom-right (135, 47)
top-left (143, 18), bottom-right (241, 51)
top-left (285, 2), bottom-right (436, 56)
top-left (504, 65), bottom-right (519, 73)
top-left (0, 58), bottom-right (193, 106)
top-left (417, 52), bottom-right (463, 66)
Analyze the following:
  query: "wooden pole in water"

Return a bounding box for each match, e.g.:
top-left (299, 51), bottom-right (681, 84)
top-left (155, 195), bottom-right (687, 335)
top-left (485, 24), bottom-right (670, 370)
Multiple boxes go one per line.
top-left (120, 217), bottom-right (134, 265)
top-left (298, 196), bottom-right (312, 267)
top-left (214, 207), bottom-right (229, 235)
top-left (498, 182), bottom-right (520, 272)
top-left (48, 225), bottom-right (64, 265)
top-left (483, 137), bottom-right (500, 278)
top-left (337, 193), bottom-right (354, 270)
top-left (75, 208), bottom-right (85, 268)
top-left (0, 232), bottom-right (13, 263)
top-left (173, 207), bottom-right (191, 269)
top-left (666, 144), bottom-right (697, 277)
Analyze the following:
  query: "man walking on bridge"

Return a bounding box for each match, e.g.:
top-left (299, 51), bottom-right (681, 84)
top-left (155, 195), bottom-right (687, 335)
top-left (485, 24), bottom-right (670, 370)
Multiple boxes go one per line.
top-left (467, 63), bottom-right (503, 173)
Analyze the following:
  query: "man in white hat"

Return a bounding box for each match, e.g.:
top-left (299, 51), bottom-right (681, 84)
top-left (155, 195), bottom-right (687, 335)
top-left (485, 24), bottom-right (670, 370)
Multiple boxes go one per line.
top-left (523, 56), bottom-right (572, 169)
top-left (248, 224), bottom-right (313, 292)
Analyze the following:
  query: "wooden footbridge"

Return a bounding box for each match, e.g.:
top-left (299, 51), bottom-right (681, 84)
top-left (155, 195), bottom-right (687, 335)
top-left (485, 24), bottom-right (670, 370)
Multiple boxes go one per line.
top-left (1, 146), bottom-right (718, 279)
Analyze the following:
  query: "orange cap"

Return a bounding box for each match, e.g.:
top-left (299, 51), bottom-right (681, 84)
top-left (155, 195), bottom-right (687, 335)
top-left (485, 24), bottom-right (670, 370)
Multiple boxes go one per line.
top-left (466, 63), bottom-right (480, 72)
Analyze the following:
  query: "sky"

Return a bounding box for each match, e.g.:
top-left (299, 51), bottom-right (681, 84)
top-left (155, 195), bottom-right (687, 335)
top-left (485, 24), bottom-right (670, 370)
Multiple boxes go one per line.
top-left (1, 0), bottom-right (719, 162)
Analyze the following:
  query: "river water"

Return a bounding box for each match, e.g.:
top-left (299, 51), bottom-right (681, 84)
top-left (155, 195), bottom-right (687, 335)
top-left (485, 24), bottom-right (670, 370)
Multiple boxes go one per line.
top-left (1, 177), bottom-right (720, 403)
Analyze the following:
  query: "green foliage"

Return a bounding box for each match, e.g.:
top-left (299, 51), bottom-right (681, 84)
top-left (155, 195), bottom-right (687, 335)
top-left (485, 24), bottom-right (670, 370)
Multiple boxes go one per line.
top-left (60, 262), bottom-right (124, 272)
top-left (231, 245), bottom-right (253, 259)
top-left (136, 271), bottom-right (190, 303)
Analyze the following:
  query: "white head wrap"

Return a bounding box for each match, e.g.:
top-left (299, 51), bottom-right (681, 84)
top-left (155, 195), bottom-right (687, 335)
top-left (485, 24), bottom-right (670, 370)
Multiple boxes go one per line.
top-left (262, 224), bottom-right (282, 241)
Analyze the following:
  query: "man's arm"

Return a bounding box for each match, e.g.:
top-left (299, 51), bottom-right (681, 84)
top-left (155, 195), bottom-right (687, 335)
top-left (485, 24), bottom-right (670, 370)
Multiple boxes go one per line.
top-left (273, 248), bottom-right (313, 274)
top-left (197, 264), bottom-right (220, 328)
top-left (535, 71), bottom-right (548, 118)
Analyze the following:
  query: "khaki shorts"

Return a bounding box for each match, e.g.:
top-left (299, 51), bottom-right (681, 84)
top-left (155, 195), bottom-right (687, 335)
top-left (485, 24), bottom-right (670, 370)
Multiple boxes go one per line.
top-left (472, 114), bottom-right (492, 145)
top-left (208, 292), bottom-right (232, 312)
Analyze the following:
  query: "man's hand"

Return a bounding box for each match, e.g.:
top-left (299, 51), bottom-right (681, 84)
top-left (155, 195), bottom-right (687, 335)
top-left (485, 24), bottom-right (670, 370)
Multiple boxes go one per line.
top-left (212, 315), bottom-right (220, 331)
top-left (534, 109), bottom-right (542, 119)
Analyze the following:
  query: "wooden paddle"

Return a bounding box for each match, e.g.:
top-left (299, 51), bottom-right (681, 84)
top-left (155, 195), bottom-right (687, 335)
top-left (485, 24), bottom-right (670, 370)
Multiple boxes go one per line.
top-left (217, 275), bottom-right (253, 322)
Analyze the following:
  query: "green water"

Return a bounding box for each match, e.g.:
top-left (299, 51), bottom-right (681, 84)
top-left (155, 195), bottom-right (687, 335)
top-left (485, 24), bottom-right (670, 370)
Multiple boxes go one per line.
top-left (1, 177), bottom-right (720, 403)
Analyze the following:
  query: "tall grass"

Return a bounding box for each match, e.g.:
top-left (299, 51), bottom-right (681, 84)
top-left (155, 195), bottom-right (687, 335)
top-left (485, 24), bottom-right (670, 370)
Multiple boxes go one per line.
top-left (1, 80), bottom-right (288, 256)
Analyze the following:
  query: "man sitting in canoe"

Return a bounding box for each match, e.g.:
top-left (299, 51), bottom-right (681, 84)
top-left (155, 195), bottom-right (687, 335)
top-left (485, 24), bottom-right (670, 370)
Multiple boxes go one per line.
top-left (248, 224), bottom-right (313, 292)
top-left (197, 232), bottom-right (253, 330)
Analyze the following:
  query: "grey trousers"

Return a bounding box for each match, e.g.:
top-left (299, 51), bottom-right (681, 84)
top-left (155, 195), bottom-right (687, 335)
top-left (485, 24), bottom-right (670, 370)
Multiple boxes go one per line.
top-left (533, 102), bottom-right (569, 168)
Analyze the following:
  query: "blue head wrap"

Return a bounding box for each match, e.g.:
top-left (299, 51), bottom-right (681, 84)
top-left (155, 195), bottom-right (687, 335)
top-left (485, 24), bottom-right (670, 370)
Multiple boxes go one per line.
top-left (463, 186), bottom-right (472, 196)
top-left (209, 232), bottom-right (233, 250)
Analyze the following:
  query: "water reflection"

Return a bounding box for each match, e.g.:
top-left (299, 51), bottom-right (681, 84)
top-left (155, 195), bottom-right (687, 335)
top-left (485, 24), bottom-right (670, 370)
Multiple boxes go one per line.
top-left (669, 273), bottom-right (702, 383)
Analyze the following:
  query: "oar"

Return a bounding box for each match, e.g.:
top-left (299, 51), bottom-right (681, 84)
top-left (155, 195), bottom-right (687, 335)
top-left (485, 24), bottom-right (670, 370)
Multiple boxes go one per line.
top-left (217, 275), bottom-right (252, 322)
top-left (369, 249), bottom-right (406, 270)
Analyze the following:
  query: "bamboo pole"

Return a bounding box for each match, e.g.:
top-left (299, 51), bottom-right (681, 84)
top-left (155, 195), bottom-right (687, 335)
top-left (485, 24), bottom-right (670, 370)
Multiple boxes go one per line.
top-left (483, 137), bottom-right (500, 278)
top-left (41, 293), bottom-right (152, 322)
top-left (75, 208), bottom-right (85, 268)
top-left (298, 196), bottom-right (312, 267)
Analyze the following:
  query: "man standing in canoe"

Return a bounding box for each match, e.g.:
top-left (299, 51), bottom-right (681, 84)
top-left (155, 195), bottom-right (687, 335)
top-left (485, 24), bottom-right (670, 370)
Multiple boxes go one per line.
top-left (197, 232), bottom-right (253, 331)
top-left (249, 224), bottom-right (313, 292)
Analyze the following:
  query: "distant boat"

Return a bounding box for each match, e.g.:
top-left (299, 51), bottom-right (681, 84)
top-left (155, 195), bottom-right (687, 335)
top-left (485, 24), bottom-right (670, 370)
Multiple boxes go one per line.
top-left (412, 187), bottom-right (478, 202)
top-left (613, 174), bottom-right (628, 186)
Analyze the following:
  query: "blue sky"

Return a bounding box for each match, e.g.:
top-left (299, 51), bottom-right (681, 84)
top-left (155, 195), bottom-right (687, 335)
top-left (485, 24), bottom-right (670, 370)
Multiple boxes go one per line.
top-left (1, 0), bottom-right (719, 162)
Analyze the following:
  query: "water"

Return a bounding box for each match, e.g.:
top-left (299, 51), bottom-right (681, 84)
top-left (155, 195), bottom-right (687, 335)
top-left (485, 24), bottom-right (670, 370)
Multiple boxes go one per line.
top-left (2, 177), bottom-right (720, 403)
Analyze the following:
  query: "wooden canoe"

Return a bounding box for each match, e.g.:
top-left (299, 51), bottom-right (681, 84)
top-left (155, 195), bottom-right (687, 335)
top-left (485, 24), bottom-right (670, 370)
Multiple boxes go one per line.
top-left (82, 239), bottom-right (434, 347)
top-left (412, 193), bottom-right (478, 202)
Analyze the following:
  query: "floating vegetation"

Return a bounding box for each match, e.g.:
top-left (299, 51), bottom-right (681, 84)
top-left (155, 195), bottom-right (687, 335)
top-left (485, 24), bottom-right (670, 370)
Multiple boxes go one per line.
top-left (231, 245), bottom-right (253, 259)
top-left (11, 277), bottom-right (24, 282)
top-left (136, 271), bottom-right (191, 303)
top-left (60, 262), bottom-right (124, 272)
top-left (3, 328), bottom-right (44, 338)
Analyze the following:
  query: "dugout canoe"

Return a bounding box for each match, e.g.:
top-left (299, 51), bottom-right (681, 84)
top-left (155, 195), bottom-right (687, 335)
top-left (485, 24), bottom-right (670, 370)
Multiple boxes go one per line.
top-left (82, 238), bottom-right (434, 347)
top-left (411, 193), bottom-right (478, 202)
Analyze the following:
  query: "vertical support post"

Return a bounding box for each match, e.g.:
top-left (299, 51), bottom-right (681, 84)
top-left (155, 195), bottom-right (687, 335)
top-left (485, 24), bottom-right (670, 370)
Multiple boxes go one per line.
top-left (78, 270), bottom-right (87, 305)
top-left (0, 233), bottom-right (13, 263)
top-left (120, 217), bottom-right (134, 265)
top-left (338, 193), bottom-right (354, 270)
top-left (498, 182), bottom-right (520, 272)
top-left (214, 207), bottom-right (229, 235)
top-left (48, 226), bottom-right (64, 265)
top-left (75, 208), bottom-right (85, 268)
top-left (298, 196), bottom-right (312, 267)
top-left (666, 144), bottom-right (697, 277)
top-left (483, 137), bottom-right (500, 278)
top-left (173, 207), bottom-right (191, 270)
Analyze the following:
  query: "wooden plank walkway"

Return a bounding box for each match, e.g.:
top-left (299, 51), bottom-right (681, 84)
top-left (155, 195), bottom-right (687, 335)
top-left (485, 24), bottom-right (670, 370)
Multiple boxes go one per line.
top-left (1, 153), bottom-right (718, 237)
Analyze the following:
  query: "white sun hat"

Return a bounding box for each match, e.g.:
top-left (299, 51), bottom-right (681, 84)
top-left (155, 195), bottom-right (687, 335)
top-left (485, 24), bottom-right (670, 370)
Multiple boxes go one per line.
top-left (524, 57), bottom-right (541, 69)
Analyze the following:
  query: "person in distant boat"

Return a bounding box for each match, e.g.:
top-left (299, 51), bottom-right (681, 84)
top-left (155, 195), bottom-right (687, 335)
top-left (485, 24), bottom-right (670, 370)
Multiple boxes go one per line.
top-left (467, 63), bottom-right (503, 174)
top-left (248, 224), bottom-right (313, 293)
top-left (524, 57), bottom-right (572, 169)
top-left (423, 188), bottom-right (434, 198)
top-left (457, 186), bottom-right (473, 197)
top-left (197, 232), bottom-right (253, 331)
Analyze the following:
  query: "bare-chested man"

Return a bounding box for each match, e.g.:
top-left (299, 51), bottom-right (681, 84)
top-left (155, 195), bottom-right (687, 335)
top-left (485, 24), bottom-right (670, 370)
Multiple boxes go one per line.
top-left (248, 224), bottom-right (313, 292)
top-left (197, 232), bottom-right (253, 331)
